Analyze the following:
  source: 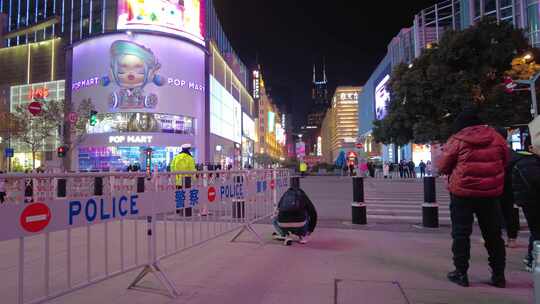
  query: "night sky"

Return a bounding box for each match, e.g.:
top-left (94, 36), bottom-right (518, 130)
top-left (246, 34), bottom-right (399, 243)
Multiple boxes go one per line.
top-left (213, 1), bottom-right (436, 129)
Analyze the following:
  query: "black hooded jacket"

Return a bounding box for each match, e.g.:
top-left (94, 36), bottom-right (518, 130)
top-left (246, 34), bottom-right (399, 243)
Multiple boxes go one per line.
top-left (277, 188), bottom-right (318, 233)
top-left (512, 151), bottom-right (540, 206)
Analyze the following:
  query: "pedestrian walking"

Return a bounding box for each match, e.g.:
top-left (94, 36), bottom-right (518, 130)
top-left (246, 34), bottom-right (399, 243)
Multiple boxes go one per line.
top-left (438, 109), bottom-right (508, 288)
top-left (398, 161), bottom-right (404, 178)
top-left (348, 160), bottom-right (355, 176)
top-left (367, 161), bottom-right (375, 178)
top-left (419, 160), bottom-right (426, 178)
top-left (511, 134), bottom-right (540, 271)
top-left (0, 171), bottom-right (6, 204)
top-left (383, 162), bottom-right (390, 179)
top-left (494, 127), bottom-right (520, 249)
top-left (408, 160), bottom-right (416, 178)
top-left (299, 162), bottom-right (308, 177)
top-left (426, 161), bottom-right (433, 176)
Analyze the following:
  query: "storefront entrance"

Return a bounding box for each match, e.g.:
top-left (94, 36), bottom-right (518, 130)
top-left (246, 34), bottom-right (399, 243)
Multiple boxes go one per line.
top-left (79, 146), bottom-right (197, 172)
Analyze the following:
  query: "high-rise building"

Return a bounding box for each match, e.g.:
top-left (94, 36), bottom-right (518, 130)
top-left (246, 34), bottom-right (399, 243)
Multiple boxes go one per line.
top-left (312, 61), bottom-right (329, 110)
top-left (320, 86), bottom-right (362, 164)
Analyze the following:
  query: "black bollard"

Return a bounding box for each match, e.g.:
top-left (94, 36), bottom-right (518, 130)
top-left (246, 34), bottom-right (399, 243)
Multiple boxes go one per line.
top-left (422, 176), bottom-right (439, 228)
top-left (137, 177), bottom-right (145, 193)
top-left (232, 199), bottom-right (245, 219)
top-left (57, 178), bottom-right (66, 198)
top-left (352, 177), bottom-right (366, 225)
top-left (290, 176), bottom-right (300, 189)
top-left (94, 177), bottom-right (103, 196)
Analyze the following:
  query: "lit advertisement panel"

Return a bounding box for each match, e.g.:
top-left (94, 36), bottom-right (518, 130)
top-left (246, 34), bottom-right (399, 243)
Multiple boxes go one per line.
top-left (296, 141), bottom-right (306, 158)
top-left (375, 74), bottom-right (390, 120)
top-left (71, 33), bottom-right (205, 118)
top-left (268, 111), bottom-right (275, 133)
top-left (210, 76), bottom-right (242, 143)
top-left (242, 112), bottom-right (255, 141)
top-left (276, 123), bottom-right (285, 145)
top-left (117, 0), bottom-right (205, 45)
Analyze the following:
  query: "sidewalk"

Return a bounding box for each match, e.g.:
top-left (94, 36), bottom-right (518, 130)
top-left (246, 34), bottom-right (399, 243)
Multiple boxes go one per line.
top-left (48, 224), bottom-right (532, 304)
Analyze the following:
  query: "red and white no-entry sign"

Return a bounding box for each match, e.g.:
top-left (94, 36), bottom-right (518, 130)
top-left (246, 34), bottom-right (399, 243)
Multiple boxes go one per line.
top-left (20, 203), bottom-right (51, 233)
top-left (28, 102), bottom-right (43, 116)
top-left (270, 180), bottom-right (275, 190)
top-left (208, 187), bottom-right (216, 202)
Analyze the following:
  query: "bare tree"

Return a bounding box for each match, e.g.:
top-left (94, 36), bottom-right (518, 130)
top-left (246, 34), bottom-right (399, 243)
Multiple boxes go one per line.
top-left (11, 100), bottom-right (64, 169)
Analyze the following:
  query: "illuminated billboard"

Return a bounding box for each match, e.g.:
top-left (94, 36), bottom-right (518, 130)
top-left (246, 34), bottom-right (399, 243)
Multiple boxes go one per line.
top-left (242, 112), bottom-right (256, 141)
top-left (117, 0), bottom-right (205, 45)
top-left (71, 33), bottom-right (205, 118)
top-left (276, 123), bottom-right (285, 145)
top-left (375, 74), bottom-right (390, 120)
top-left (210, 76), bottom-right (242, 143)
top-left (268, 111), bottom-right (275, 133)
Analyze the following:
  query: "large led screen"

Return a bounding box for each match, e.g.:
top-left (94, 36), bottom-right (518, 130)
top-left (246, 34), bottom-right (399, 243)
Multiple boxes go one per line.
top-left (242, 112), bottom-right (255, 141)
top-left (375, 74), bottom-right (390, 120)
top-left (210, 76), bottom-right (242, 143)
top-left (117, 0), bottom-right (205, 45)
top-left (71, 33), bottom-right (205, 118)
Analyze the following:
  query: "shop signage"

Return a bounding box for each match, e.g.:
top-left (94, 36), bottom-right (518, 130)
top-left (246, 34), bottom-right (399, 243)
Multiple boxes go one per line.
top-left (109, 135), bottom-right (153, 144)
top-left (253, 70), bottom-right (260, 99)
top-left (28, 87), bottom-right (49, 100)
top-left (28, 102), bottom-right (43, 116)
top-left (4, 148), bottom-right (14, 157)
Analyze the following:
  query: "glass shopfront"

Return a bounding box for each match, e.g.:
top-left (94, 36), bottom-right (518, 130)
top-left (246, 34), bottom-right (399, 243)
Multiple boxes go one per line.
top-left (78, 146), bottom-right (197, 172)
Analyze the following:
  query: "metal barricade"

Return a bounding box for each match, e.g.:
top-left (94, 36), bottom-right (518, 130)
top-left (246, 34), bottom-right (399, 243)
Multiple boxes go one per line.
top-left (0, 169), bottom-right (290, 304)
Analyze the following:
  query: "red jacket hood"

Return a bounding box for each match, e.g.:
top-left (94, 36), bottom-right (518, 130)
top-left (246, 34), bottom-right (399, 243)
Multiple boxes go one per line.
top-left (454, 125), bottom-right (495, 147)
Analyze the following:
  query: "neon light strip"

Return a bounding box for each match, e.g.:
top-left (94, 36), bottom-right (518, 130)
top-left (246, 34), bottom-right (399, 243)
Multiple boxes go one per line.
top-left (16, 0), bottom-right (20, 44)
top-left (101, 0), bottom-right (105, 33)
top-left (7, 0), bottom-right (11, 46)
top-left (79, 0), bottom-right (82, 39)
top-left (61, 0), bottom-right (64, 32)
top-left (44, 0), bottom-right (47, 37)
top-left (89, 0), bottom-right (92, 34)
top-left (52, 0), bottom-right (56, 34)
top-left (51, 38), bottom-right (55, 81)
top-left (27, 43), bottom-right (31, 84)
top-left (70, 0), bottom-right (73, 43)
top-left (34, 0), bottom-right (37, 41)
top-left (25, 0), bottom-right (29, 43)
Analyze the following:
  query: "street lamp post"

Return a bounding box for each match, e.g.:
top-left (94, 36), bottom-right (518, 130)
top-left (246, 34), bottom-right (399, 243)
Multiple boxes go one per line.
top-left (516, 71), bottom-right (540, 118)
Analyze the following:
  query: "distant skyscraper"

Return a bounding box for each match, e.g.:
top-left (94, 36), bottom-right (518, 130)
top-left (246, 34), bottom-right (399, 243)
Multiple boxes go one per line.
top-left (312, 60), bottom-right (329, 110)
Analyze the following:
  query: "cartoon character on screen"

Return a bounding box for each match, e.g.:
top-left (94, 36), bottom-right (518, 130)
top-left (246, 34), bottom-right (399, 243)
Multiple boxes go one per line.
top-left (101, 40), bottom-right (164, 110)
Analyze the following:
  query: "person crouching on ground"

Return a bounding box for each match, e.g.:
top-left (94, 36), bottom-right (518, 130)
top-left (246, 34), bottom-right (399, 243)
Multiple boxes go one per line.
top-left (438, 109), bottom-right (508, 288)
top-left (273, 186), bottom-right (317, 244)
top-left (511, 134), bottom-right (540, 271)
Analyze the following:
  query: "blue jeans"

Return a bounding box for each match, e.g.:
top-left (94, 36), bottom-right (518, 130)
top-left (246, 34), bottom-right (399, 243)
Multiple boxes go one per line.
top-left (272, 217), bottom-right (309, 237)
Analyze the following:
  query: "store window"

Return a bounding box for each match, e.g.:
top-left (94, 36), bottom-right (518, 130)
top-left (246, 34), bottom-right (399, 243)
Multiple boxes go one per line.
top-left (528, 1), bottom-right (540, 46)
top-left (79, 146), bottom-right (192, 172)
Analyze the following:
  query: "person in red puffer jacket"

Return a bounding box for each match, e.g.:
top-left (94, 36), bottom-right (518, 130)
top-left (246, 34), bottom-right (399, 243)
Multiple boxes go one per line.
top-left (438, 109), bottom-right (509, 289)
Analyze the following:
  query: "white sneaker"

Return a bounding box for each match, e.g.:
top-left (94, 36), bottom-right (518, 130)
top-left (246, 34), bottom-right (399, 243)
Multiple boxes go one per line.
top-left (299, 235), bottom-right (309, 244)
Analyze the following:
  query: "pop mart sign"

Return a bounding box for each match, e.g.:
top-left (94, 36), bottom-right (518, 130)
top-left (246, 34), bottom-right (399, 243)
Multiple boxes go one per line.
top-left (109, 135), bottom-right (153, 144)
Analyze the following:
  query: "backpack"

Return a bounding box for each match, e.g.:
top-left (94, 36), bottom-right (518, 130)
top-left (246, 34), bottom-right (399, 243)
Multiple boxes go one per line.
top-left (277, 188), bottom-right (307, 223)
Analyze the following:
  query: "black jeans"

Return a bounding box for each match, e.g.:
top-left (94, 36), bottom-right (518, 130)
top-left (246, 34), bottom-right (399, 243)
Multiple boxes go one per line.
top-left (450, 195), bottom-right (506, 275)
top-left (522, 202), bottom-right (540, 261)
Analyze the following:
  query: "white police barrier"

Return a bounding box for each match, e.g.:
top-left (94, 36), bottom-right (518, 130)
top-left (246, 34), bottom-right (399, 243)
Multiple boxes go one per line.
top-left (0, 169), bottom-right (290, 304)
